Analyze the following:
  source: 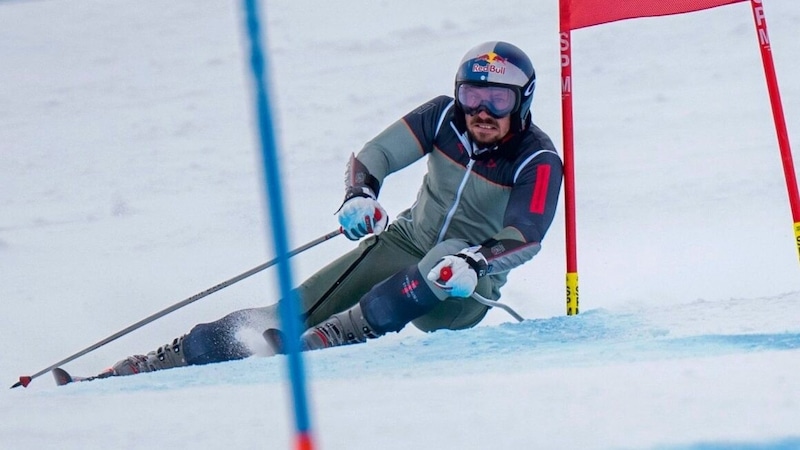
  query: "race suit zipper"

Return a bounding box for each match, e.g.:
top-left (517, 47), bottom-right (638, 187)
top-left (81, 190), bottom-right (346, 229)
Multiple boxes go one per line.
top-left (437, 124), bottom-right (478, 243)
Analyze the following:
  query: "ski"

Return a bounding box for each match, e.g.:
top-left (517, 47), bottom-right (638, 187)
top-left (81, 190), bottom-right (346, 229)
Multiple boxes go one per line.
top-left (51, 367), bottom-right (112, 386)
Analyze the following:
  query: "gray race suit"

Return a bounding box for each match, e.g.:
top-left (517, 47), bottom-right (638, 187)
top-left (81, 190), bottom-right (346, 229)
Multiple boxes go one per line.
top-left (176, 95), bottom-right (563, 365)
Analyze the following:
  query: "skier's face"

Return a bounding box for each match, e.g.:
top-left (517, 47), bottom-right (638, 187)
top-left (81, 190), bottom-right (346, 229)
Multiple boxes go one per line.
top-left (465, 110), bottom-right (511, 146)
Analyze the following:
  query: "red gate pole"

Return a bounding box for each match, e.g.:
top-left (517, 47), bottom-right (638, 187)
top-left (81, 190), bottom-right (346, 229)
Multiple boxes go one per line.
top-left (748, 0), bottom-right (800, 263)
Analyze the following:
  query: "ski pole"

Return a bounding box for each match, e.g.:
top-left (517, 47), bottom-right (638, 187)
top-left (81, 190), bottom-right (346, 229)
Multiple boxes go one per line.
top-left (435, 265), bottom-right (525, 322)
top-left (11, 228), bottom-right (343, 389)
top-left (472, 292), bottom-right (525, 323)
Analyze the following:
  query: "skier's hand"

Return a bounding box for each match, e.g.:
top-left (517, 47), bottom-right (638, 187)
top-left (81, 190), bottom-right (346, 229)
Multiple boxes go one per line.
top-left (427, 248), bottom-right (488, 298)
top-left (337, 187), bottom-right (388, 241)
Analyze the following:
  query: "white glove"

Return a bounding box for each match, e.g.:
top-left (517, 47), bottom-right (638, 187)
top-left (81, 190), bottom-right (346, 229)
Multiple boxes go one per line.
top-left (337, 188), bottom-right (388, 241)
top-left (426, 248), bottom-right (488, 298)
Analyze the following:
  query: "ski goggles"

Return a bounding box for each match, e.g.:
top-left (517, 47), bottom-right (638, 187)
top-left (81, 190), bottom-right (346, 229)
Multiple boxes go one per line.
top-left (456, 83), bottom-right (518, 118)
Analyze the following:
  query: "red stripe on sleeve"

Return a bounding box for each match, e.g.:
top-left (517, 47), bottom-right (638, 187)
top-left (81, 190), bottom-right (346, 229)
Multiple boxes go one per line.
top-left (528, 165), bottom-right (551, 214)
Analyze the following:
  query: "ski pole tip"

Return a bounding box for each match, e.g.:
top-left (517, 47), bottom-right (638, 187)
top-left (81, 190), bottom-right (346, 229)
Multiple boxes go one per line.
top-left (11, 376), bottom-right (32, 389)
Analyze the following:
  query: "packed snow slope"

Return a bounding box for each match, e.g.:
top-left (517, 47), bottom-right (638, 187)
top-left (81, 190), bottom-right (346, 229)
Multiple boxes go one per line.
top-left (1, 0), bottom-right (799, 449)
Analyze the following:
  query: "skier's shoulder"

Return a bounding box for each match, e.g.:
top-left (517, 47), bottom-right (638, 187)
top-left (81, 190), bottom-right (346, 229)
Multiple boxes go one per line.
top-left (400, 95), bottom-right (457, 144)
top-left (502, 122), bottom-right (561, 182)
top-left (515, 121), bottom-right (561, 165)
top-left (520, 121), bottom-right (557, 153)
top-left (403, 95), bottom-right (456, 123)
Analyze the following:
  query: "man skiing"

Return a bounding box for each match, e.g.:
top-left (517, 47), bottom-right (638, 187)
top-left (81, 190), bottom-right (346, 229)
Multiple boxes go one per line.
top-left (87, 40), bottom-right (563, 378)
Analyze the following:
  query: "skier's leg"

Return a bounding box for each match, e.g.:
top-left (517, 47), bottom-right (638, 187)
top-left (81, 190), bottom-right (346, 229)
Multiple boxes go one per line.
top-left (105, 225), bottom-right (419, 376)
top-left (273, 238), bottom-right (499, 353)
top-left (294, 263), bottom-right (440, 352)
top-left (359, 237), bottom-right (499, 334)
top-left (108, 305), bottom-right (279, 376)
top-left (294, 225), bottom-right (422, 328)
top-left (265, 228), bottom-right (427, 353)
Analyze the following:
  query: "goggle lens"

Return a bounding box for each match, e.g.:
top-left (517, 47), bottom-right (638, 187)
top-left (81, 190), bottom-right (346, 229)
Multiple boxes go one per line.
top-left (457, 84), bottom-right (517, 118)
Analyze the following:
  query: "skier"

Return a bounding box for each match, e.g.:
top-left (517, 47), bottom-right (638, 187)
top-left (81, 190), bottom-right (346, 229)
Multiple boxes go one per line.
top-left (92, 40), bottom-right (563, 378)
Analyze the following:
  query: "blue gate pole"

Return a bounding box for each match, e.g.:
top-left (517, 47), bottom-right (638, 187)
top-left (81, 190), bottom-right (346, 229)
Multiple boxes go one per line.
top-left (241, 1), bottom-right (316, 448)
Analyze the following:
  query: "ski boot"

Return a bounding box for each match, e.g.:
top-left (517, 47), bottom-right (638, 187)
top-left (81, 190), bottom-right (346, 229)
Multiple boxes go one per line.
top-left (264, 304), bottom-right (379, 354)
top-left (109, 335), bottom-right (189, 376)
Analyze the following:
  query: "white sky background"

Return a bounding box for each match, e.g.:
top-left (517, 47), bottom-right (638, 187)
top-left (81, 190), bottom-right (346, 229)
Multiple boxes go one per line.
top-left (1, 0), bottom-right (799, 449)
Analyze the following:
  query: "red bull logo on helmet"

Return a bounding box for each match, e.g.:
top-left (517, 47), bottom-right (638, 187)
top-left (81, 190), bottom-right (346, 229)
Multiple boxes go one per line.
top-left (471, 52), bottom-right (507, 74)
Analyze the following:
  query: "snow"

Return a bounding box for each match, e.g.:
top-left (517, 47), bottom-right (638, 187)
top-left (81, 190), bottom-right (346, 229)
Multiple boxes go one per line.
top-left (2, 0), bottom-right (800, 448)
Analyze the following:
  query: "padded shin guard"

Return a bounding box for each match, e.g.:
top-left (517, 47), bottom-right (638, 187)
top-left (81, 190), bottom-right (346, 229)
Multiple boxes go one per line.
top-left (360, 265), bottom-right (441, 334)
